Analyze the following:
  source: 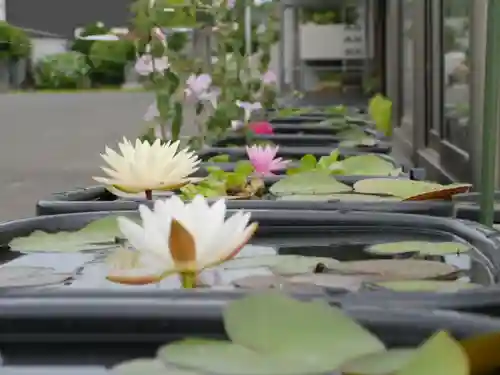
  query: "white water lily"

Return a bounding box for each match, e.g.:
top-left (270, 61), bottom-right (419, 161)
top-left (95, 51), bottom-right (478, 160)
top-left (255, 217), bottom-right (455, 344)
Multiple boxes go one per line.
top-left (106, 195), bottom-right (258, 286)
top-left (236, 100), bottom-right (262, 123)
top-left (93, 137), bottom-right (200, 194)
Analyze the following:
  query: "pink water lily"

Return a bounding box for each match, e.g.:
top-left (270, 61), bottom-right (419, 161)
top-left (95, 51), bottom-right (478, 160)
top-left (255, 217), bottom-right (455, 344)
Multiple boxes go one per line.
top-left (135, 54), bottom-right (169, 75)
top-left (246, 145), bottom-right (290, 176)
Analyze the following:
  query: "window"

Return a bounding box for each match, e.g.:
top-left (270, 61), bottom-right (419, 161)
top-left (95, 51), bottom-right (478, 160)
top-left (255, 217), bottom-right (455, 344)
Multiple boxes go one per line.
top-left (441, 0), bottom-right (470, 151)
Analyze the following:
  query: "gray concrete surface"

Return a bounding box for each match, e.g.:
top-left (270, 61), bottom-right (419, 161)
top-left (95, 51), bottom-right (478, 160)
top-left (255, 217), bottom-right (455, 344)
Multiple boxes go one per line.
top-left (0, 91), bottom-right (157, 221)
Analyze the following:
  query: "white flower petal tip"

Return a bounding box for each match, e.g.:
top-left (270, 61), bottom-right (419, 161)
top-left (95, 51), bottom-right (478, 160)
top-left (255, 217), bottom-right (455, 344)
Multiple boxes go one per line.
top-left (94, 137), bottom-right (200, 194)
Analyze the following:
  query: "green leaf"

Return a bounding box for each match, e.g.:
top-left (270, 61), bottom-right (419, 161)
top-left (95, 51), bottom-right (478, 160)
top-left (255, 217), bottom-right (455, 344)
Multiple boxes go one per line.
top-left (207, 154), bottom-right (230, 163)
top-left (366, 241), bottom-right (471, 256)
top-left (370, 280), bottom-right (480, 293)
top-left (234, 161), bottom-right (255, 176)
top-left (299, 154), bottom-right (317, 170)
top-left (339, 155), bottom-right (397, 176)
top-left (223, 292), bottom-right (385, 372)
top-left (395, 331), bottom-right (468, 375)
top-left (337, 127), bottom-right (370, 140)
top-left (111, 358), bottom-right (199, 375)
top-left (269, 172), bottom-right (352, 196)
top-left (353, 179), bottom-right (471, 200)
top-left (159, 339), bottom-right (304, 375)
top-left (276, 193), bottom-right (401, 202)
top-left (8, 215), bottom-right (134, 253)
top-left (341, 349), bottom-right (414, 375)
top-left (368, 94), bottom-right (393, 137)
top-left (226, 173), bottom-right (246, 190)
top-left (317, 149), bottom-right (340, 169)
top-left (223, 255), bottom-right (339, 275)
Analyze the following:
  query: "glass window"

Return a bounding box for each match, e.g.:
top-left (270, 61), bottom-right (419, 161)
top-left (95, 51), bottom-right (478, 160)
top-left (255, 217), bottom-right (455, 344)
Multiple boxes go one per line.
top-left (401, 0), bottom-right (414, 128)
top-left (442, 0), bottom-right (470, 150)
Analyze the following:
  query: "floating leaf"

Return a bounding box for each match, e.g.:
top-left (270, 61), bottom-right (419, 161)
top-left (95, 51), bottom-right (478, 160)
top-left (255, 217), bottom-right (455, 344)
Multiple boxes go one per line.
top-left (0, 266), bottom-right (72, 288)
top-left (338, 155), bottom-right (398, 176)
top-left (368, 280), bottom-right (480, 293)
top-left (339, 138), bottom-right (378, 148)
top-left (8, 216), bottom-right (132, 253)
top-left (276, 193), bottom-right (401, 202)
top-left (223, 255), bottom-right (339, 275)
top-left (111, 358), bottom-right (199, 375)
top-left (207, 154), bottom-right (230, 163)
top-left (396, 331), bottom-right (468, 375)
top-left (223, 292), bottom-right (385, 372)
top-left (341, 349), bottom-right (414, 375)
top-left (328, 259), bottom-right (459, 281)
top-left (353, 179), bottom-right (471, 200)
top-left (337, 127), bottom-right (370, 140)
top-left (366, 241), bottom-right (471, 256)
top-left (269, 172), bottom-right (352, 196)
top-left (231, 275), bottom-right (325, 294)
top-left (288, 274), bottom-right (365, 291)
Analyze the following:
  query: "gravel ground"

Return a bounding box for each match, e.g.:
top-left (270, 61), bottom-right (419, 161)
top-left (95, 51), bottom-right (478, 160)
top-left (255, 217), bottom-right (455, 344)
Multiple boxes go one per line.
top-left (0, 92), bottom-right (158, 221)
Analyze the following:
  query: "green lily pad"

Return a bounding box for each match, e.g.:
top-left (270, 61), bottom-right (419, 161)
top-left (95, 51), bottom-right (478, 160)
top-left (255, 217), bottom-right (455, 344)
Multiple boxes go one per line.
top-left (277, 193), bottom-right (401, 202)
top-left (368, 280), bottom-right (480, 293)
top-left (0, 266), bottom-right (72, 288)
top-left (8, 215), bottom-right (134, 253)
top-left (337, 155), bottom-right (399, 176)
top-left (366, 241), bottom-right (471, 256)
top-left (396, 331), bottom-right (468, 375)
top-left (341, 349), bottom-right (414, 375)
top-left (111, 358), bottom-right (199, 375)
top-left (369, 94), bottom-right (393, 137)
top-left (339, 138), bottom-right (378, 148)
top-left (269, 171), bottom-right (352, 196)
top-left (160, 293), bottom-right (385, 375)
top-left (353, 179), bottom-right (471, 200)
top-left (337, 127), bottom-right (370, 140)
top-left (223, 255), bottom-right (339, 275)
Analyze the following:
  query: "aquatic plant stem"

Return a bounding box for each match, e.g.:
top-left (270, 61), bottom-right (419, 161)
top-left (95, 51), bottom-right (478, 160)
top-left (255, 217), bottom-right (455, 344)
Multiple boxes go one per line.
top-left (145, 189), bottom-right (153, 200)
top-left (180, 271), bottom-right (197, 289)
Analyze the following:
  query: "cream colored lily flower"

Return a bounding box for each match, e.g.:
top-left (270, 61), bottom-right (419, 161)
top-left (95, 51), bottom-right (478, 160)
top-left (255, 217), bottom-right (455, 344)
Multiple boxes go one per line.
top-left (106, 195), bottom-right (258, 286)
top-left (93, 137), bottom-right (200, 195)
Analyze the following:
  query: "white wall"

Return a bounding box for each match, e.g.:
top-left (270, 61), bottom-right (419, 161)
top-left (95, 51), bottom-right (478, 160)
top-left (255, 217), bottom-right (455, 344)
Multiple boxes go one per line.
top-left (31, 37), bottom-right (68, 62)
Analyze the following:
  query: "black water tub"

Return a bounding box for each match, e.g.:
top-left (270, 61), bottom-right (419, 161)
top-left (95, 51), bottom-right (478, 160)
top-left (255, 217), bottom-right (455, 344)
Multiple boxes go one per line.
top-left (2, 298), bottom-right (500, 374)
top-left (199, 146), bottom-right (393, 163)
top-left (453, 192), bottom-right (500, 223)
top-left (214, 134), bottom-right (391, 151)
top-left (269, 123), bottom-right (383, 137)
top-left (1, 211), bottom-right (500, 313)
top-left (35, 181), bottom-right (452, 216)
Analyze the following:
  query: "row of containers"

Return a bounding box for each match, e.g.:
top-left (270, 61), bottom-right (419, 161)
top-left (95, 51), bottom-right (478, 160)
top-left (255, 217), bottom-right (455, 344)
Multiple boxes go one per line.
top-left (3, 105), bottom-right (500, 373)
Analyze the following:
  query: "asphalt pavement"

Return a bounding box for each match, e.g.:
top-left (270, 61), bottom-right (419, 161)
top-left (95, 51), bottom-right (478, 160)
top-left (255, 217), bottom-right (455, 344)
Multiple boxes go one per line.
top-left (0, 92), bottom-right (157, 221)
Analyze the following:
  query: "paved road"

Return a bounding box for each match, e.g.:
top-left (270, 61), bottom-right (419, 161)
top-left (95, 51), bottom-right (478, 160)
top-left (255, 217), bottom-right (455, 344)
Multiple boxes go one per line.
top-left (0, 92), bottom-right (157, 221)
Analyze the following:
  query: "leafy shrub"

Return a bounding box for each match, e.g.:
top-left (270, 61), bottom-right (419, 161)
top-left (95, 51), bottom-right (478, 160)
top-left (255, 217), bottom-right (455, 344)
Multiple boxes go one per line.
top-left (0, 21), bottom-right (31, 59)
top-left (89, 39), bottom-right (136, 85)
top-left (34, 52), bottom-right (90, 90)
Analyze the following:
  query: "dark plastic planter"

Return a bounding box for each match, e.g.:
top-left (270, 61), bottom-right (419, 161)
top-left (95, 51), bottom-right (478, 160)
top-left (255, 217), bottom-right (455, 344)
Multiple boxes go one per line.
top-left (1, 211), bottom-right (500, 308)
top-left (269, 123), bottom-right (383, 138)
top-left (35, 181), bottom-right (453, 216)
top-left (199, 146), bottom-right (392, 162)
top-left (214, 134), bottom-right (391, 151)
top-left (454, 192), bottom-right (500, 223)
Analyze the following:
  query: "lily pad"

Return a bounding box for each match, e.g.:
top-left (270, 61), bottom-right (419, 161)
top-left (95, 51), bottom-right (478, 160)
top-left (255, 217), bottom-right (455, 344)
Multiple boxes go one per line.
top-left (353, 179), bottom-right (471, 200)
top-left (341, 349), bottom-right (414, 375)
top-left (337, 127), bottom-right (371, 140)
top-left (0, 266), bottom-right (72, 288)
top-left (277, 193), bottom-right (401, 202)
top-left (339, 138), bottom-right (378, 148)
top-left (366, 241), bottom-right (471, 256)
top-left (231, 275), bottom-right (325, 293)
top-left (111, 358), bottom-right (199, 375)
top-left (8, 215), bottom-right (132, 253)
top-left (288, 274), bottom-right (366, 291)
top-left (338, 155), bottom-right (398, 176)
top-left (368, 280), bottom-right (480, 293)
top-left (269, 171), bottom-right (352, 196)
top-left (223, 255), bottom-right (339, 276)
top-left (327, 259), bottom-right (460, 281)
top-left (159, 293), bottom-right (386, 375)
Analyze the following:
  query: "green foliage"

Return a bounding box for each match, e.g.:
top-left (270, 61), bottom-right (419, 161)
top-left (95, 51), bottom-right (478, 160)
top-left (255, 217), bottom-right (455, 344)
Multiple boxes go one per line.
top-left (70, 22), bottom-right (110, 57)
top-left (34, 52), bottom-right (90, 90)
top-left (0, 21), bottom-right (31, 59)
top-left (368, 94), bottom-right (393, 136)
top-left (179, 162), bottom-right (261, 200)
top-left (287, 151), bottom-right (340, 175)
